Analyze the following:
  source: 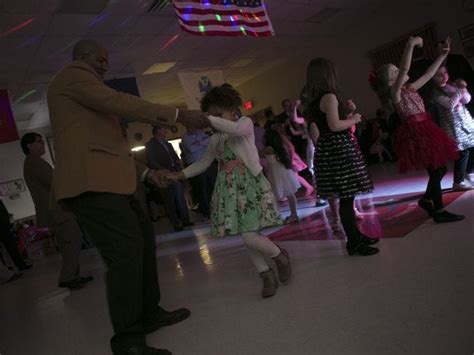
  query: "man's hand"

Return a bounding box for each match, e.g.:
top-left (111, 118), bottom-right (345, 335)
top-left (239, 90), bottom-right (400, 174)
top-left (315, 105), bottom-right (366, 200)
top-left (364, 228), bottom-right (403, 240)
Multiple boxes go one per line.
top-left (177, 110), bottom-right (210, 129)
top-left (164, 171), bottom-right (185, 182)
top-left (147, 169), bottom-right (172, 188)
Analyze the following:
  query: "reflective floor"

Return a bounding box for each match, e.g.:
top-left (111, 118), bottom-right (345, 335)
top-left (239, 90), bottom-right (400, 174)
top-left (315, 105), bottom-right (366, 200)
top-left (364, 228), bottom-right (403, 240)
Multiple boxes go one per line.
top-left (1, 163), bottom-right (473, 355)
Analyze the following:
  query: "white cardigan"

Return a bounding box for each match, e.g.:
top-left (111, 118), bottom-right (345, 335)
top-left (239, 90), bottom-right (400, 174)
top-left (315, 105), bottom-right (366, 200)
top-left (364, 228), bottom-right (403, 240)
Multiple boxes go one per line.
top-left (182, 115), bottom-right (263, 179)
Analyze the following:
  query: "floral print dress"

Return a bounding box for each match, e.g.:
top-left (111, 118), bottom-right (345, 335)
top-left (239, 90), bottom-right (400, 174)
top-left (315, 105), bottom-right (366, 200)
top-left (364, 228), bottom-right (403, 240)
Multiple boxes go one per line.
top-left (211, 145), bottom-right (282, 237)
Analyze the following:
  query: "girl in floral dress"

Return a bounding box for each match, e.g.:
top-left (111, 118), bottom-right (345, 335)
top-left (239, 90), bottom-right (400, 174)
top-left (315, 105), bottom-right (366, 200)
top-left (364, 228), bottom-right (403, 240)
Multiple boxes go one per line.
top-left (166, 85), bottom-right (291, 298)
top-left (371, 36), bottom-right (464, 223)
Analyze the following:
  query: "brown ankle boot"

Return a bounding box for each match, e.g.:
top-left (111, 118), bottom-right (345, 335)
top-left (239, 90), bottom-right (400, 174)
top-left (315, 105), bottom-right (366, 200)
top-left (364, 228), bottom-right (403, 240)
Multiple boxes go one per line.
top-left (260, 269), bottom-right (278, 298)
top-left (273, 247), bottom-right (292, 283)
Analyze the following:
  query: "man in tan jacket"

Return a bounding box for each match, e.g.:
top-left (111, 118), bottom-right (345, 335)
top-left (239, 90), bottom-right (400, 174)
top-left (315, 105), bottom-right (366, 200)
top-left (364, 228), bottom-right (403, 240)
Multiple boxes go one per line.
top-left (21, 132), bottom-right (92, 290)
top-left (47, 39), bottom-right (208, 355)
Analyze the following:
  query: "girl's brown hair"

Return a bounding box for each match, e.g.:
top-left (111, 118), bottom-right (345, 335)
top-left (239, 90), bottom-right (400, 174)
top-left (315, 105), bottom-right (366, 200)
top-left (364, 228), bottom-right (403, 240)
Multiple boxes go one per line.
top-left (200, 85), bottom-right (242, 113)
top-left (303, 58), bottom-right (341, 105)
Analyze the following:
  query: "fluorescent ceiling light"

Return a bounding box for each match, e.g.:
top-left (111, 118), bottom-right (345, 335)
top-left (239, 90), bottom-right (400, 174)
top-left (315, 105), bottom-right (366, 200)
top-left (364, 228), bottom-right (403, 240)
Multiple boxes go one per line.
top-left (143, 62), bottom-right (176, 75)
top-left (230, 58), bottom-right (255, 68)
top-left (131, 146), bottom-right (145, 152)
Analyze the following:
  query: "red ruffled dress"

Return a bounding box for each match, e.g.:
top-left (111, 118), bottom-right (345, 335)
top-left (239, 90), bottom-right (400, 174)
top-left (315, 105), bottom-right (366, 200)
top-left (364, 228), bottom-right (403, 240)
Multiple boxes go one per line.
top-left (395, 86), bottom-right (458, 173)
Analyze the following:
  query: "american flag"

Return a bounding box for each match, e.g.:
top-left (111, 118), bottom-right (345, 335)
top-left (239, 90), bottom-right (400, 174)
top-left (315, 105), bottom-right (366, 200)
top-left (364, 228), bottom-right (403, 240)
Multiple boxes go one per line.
top-left (172, 0), bottom-right (274, 37)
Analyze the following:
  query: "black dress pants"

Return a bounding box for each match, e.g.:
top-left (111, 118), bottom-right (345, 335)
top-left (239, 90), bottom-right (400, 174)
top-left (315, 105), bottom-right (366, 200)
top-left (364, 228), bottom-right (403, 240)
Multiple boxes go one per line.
top-left (62, 192), bottom-right (161, 353)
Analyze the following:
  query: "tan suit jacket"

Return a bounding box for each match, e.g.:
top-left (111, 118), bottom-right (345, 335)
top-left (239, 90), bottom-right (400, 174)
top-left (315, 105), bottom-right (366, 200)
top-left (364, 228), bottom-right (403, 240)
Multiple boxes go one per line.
top-left (47, 61), bottom-right (177, 200)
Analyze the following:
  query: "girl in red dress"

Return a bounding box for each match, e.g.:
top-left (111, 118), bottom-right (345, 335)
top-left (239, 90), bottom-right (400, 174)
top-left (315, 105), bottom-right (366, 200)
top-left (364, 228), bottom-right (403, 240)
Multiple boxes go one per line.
top-left (370, 36), bottom-right (464, 223)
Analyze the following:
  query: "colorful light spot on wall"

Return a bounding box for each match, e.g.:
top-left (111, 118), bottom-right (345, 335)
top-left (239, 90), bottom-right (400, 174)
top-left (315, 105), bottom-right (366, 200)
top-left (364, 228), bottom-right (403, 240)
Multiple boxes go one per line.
top-left (159, 33), bottom-right (180, 52)
top-left (0, 18), bottom-right (35, 38)
top-left (13, 90), bottom-right (37, 105)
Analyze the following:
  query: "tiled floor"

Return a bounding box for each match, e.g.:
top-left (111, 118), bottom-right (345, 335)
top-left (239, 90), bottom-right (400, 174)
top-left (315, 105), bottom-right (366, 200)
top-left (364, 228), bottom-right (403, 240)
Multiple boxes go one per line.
top-left (1, 163), bottom-right (473, 355)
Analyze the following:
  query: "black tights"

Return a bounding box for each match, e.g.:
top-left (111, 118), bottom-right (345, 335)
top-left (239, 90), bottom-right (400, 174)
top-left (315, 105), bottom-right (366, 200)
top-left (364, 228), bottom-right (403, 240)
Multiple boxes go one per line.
top-left (423, 166), bottom-right (447, 211)
top-left (339, 196), bottom-right (360, 248)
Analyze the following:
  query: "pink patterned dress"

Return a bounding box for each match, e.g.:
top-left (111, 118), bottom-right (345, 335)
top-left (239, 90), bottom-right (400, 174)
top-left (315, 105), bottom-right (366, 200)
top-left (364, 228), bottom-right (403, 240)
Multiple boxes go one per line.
top-left (281, 134), bottom-right (307, 172)
top-left (395, 85), bottom-right (458, 172)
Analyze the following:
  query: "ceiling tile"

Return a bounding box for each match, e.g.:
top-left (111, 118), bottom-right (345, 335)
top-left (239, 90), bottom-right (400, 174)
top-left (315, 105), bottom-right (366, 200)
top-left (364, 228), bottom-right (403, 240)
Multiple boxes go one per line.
top-left (46, 13), bottom-right (97, 35)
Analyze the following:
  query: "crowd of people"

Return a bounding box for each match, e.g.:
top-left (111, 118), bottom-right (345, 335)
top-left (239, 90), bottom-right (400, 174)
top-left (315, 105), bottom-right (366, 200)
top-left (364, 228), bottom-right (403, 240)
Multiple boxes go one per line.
top-left (0, 35), bottom-right (473, 355)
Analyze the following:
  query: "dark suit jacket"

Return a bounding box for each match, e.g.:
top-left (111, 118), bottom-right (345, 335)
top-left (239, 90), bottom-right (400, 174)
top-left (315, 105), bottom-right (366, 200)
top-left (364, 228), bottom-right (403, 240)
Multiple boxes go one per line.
top-left (145, 138), bottom-right (180, 171)
top-left (23, 155), bottom-right (75, 228)
top-left (23, 155), bottom-right (54, 228)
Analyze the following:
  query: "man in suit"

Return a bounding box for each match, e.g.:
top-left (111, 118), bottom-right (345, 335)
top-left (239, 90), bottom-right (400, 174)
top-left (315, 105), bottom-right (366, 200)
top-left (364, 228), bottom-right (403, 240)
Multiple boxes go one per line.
top-left (274, 99), bottom-right (294, 128)
top-left (47, 39), bottom-right (208, 355)
top-left (146, 126), bottom-right (193, 231)
top-left (181, 127), bottom-right (216, 219)
top-left (21, 132), bottom-right (91, 290)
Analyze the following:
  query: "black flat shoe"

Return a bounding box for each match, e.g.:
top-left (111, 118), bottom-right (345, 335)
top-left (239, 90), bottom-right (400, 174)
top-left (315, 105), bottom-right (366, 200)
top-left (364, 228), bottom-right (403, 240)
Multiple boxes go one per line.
top-left (418, 199), bottom-right (434, 217)
top-left (347, 244), bottom-right (379, 256)
top-left (123, 345), bottom-right (172, 355)
top-left (315, 199), bottom-right (328, 207)
top-left (359, 234), bottom-right (380, 245)
top-left (433, 211), bottom-right (465, 223)
top-left (144, 307), bottom-right (191, 335)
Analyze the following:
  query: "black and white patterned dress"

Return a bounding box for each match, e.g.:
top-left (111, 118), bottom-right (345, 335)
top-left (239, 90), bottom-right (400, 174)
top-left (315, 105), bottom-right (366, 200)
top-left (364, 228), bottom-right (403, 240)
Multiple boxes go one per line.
top-left (308, 93), bottom-right (373, 199)
top-left (433, 84), bottom-right (474, 151)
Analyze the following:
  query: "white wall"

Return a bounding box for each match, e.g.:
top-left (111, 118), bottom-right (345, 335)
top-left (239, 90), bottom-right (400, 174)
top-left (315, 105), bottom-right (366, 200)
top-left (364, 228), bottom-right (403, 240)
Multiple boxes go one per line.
top-left (0, 127), bottom-right (53, 221)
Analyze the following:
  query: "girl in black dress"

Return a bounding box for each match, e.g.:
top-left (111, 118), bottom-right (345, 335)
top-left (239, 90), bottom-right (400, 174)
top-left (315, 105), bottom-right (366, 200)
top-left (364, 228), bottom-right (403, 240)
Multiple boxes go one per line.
top-left (304, 58), bottom-right (379, 256)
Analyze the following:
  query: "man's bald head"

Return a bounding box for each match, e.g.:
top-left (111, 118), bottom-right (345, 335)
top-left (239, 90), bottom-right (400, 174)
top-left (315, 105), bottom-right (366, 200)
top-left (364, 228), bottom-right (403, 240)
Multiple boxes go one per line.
top-left (72, 39), bottom-right (109, 78)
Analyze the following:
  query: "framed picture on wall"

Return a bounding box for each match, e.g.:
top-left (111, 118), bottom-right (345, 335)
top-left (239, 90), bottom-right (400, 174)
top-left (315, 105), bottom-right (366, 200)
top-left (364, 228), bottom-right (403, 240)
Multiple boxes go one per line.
top-left (0, 179), bottom-right (26, 196)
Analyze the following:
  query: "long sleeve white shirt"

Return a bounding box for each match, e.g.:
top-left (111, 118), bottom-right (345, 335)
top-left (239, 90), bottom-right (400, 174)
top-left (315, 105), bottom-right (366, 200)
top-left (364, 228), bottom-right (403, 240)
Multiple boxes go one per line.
top-left (182, 116), bottom-right (262, 178)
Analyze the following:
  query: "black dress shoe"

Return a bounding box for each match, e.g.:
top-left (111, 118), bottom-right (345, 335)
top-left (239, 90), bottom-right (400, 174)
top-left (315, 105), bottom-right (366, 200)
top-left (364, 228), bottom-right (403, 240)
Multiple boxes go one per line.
top-left (124, 345), bottom-right (172, 355)
top-left (6, 273), bottom-right (23, 283)
top-left (418, 199), bottom-right (434, 217)
top-left (347, 243), bottom-right (379, 256)
top-left (182, 221), bottom-right (194, 227)
top-left (433, 211), bottom-right (465, 223)
top-left (80, 275), bottom-right (94, 284)
top-left (144, 307), bottom-right (191, 335)
top-left (18, 263), bottom-right (33, 271)
top-left (173, 226), bottom-right (183, 232)
top-left (359, 234), bottom-right (380, 245)
top-left (58, 278), bottom-right (84, 290)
